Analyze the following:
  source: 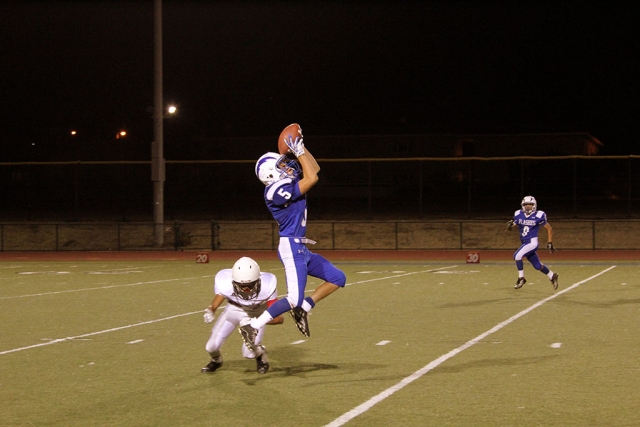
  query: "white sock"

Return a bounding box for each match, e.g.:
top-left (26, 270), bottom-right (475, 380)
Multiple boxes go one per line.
top-left (250, 311), bottom-right (272, 329)
top-left (301, 300), bottom-right (313, 312)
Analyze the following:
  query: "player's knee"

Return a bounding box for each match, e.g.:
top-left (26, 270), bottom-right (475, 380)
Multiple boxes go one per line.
top-left (324, 268), bottom-right (347, 288)
top-left (332, 270), bottom-right (347, 288)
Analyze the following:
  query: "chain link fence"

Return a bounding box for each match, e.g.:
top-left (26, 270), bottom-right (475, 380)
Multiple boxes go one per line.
top-left (2, 156), bottom-right (639, 223)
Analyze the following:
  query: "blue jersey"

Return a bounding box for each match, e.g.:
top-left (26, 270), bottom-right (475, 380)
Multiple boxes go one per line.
top-left (512, 209), bottom-right (548, 244)
top-left (264, 177), bottom-right (307, 237)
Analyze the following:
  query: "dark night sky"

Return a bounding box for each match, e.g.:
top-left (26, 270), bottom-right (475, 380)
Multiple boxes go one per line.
top-left (1, 0), bottom-right (639, 160)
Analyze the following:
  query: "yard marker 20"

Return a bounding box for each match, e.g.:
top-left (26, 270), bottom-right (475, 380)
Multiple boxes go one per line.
top-left (196, 253), bottom-right (209, 263)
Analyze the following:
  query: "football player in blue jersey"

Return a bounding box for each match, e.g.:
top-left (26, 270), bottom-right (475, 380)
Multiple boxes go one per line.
top-left (238, 129), bottom-right (346, 352)
top-left (507, 196), bottom-right (559, 290)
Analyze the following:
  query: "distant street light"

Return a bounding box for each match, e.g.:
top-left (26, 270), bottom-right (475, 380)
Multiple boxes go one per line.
top-left (116, 130), bottom-right (127, 139)
top-left (146, 104), bottom-right (178, 118)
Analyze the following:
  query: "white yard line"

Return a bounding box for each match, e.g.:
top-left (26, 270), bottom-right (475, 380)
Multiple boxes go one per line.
top-left (323, 266), bottom-right (617, 427)
top-left (342, 266), bottom-right (458, 288)
top-left (0, 311), bottom-right (200, 355)
top-left (0, 276), bottom-right (214, 300)
top-left (0, 266), bottom-right (458, 355)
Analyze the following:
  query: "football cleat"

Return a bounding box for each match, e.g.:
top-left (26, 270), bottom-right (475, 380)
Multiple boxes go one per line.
top-left (256, 345), bottom-right (269, 374)
top-left (238, 320), bottom-right (260, 354)
top-left (201, 358), bottom-right (223, 373)
top-left (289, 307), bottom-right (310, 337)
top-left (514, 277), bottom-right (526, 289)
top-left (550, 273), bottom-right (559, 290)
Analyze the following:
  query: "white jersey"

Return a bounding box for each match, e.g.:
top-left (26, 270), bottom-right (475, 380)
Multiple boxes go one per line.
top-left (206, 269), bottom-right (279, 359)
top-left (214, 269), bottom-right (278, 311)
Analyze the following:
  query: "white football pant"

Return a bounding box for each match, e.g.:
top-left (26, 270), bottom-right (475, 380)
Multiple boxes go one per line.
top-left (205, 303), bottom-right (267, 359)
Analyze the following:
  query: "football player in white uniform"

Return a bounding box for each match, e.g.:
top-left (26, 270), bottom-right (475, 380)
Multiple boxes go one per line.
top-left (507, 196), bottom-right (559, 290)
top-left (201, 257), bottom-right (283, 374)
top-left (240, 130), bottom-right (346, 355)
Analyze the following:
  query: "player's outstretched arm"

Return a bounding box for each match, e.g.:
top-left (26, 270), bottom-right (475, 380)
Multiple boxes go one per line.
top-left (302, 148), bottom-right (320, 174)
top-left (297, 152), bottom-right (319, 195)
top-left (285, 134), bottom-right (320, 173)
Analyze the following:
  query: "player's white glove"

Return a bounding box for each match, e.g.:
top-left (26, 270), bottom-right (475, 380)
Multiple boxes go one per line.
top-left (547, 242), bottom-right (556, 254)
top-left (203, 308), bottom-right (215, 324)
top-left (507, 220), bottom-right (515, 230)
top-left (285, 136), bottom-right (305, 157)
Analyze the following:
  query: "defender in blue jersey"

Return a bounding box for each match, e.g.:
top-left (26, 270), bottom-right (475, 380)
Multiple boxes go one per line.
top-left (238, 128), bottom-right (346, 352)
top-left (507, 196), bottom-right (559, 290)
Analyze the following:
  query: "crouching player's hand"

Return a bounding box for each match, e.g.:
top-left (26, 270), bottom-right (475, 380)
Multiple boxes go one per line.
top-left (203, 308), bottom-right (215, 323)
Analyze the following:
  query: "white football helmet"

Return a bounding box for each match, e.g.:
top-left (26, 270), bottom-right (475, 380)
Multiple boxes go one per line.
top-left (255, 152), bottom-right (301, 186)
top-left (521, 196), bottom-right (537, 214)
top-left (231, 257), bottom-right (261, 300)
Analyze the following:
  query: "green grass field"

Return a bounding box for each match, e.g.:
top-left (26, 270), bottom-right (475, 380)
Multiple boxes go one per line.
top-left (1, 257), bottom-right (638, 426)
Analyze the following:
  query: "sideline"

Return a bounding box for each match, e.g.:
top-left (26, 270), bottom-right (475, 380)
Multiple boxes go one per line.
top-left (323, 265), bottom-right (617, 427)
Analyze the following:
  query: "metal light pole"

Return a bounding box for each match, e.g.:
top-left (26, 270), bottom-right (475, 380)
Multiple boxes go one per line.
top-left (152, 0), bottom-right (165, 246)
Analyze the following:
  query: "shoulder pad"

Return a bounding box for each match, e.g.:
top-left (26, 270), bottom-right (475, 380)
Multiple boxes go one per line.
top-left (213, 269), bottom-right (233, 296)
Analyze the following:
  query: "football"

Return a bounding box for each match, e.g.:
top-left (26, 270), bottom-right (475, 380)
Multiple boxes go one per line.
top-left (278, 123), bottom-right (303, 155)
